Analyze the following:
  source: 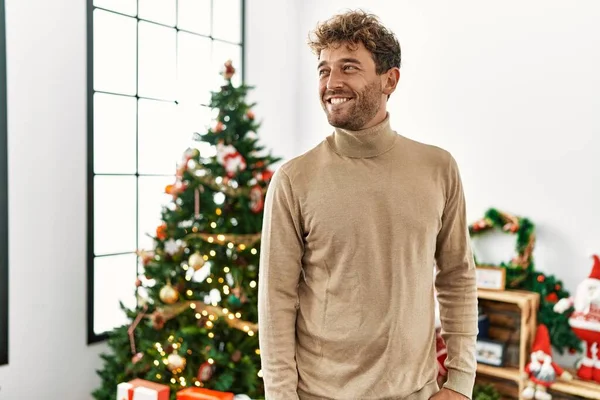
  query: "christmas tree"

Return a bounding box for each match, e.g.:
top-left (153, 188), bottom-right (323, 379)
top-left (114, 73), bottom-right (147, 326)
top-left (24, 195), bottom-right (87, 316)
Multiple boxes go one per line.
top-left (93, 60), bottom-right (280, 400)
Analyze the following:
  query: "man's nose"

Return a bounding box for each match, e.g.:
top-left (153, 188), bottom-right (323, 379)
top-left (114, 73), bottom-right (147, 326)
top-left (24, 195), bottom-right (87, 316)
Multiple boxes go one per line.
top-left (326, 70), bottom-right (344, 90)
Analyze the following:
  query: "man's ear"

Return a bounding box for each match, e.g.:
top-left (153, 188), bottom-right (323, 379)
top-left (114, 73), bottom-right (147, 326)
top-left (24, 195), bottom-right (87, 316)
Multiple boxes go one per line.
top-left (382, 67), bottom-right (400, 96)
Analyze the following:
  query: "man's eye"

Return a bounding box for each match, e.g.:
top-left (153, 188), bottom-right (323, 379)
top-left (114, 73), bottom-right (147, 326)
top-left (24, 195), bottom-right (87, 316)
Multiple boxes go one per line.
top-left (344, 65), bottom-right (357, 71)
top-left (318, 70), bottom-right (329, 76)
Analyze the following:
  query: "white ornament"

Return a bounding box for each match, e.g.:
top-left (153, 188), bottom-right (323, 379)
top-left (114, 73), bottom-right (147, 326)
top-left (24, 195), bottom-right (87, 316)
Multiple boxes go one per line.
top-left (164, 239), bottom-right (184, 255)
top-left (234, 394), bottom-right (252, 400)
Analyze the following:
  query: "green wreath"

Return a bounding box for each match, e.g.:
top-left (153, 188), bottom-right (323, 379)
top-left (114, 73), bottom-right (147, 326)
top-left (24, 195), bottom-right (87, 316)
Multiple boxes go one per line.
top-left (468, 208), bottom-right (536, 288)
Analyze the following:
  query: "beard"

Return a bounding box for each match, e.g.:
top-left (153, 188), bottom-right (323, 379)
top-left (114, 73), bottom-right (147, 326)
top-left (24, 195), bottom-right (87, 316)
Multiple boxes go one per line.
top-left (321, 79), bottom-right (383, 131)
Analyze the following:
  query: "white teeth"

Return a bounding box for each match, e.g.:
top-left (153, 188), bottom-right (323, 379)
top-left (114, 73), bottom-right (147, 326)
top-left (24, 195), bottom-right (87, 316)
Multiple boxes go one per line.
top-left (330, 98), bottom-right (350, 105)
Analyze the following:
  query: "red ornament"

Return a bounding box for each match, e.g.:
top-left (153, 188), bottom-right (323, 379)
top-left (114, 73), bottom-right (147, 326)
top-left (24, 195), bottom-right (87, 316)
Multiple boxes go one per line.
top-left (214, 121), bottom-right (224, 133)
top-left (545, 293), bottom-right (558, 303)
top-left (555, 284), bottom-right (561, 291)
top-left (249, 185), bottom-right (264, 213)
top-left (246, 110), bottom-right (255, 120)
top-left (156, 223), bottom-right (167, 240)
top-left (537, 275), bottom-right (545, 283)
top-left (223, 60), bottom-right (235, 80)
top-left (260, 169), bottom-right (274, 182)
top-left (197, 362), bottom-right (214, 381)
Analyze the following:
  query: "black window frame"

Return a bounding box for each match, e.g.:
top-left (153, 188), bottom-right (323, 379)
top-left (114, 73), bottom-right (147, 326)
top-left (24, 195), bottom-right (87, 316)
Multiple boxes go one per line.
top-left (87, 0), bottom-right (247, 344)
top-left (0, 0), bottom-right (8, 366)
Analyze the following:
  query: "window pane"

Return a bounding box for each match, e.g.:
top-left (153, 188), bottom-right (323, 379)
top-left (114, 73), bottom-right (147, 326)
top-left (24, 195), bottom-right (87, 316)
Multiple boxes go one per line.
top-left (138, 176), bottom-right (174, 251)
top-left (138, 21), bottom-right (176, 101)
top-left (94, 175), bottom-right (137, 255)
top-left (93, 9), bottom-right (137, 95)
top-left (177, 32), bottom-right (212, 105)
top-left (212, 41), bottom-right (242, 88)
top-left (212, 0), bottom-right (241, 44)
top-left (94, 93), bottom-right (136, 174)
top-left (177, 0), bottom-right (210, 35)
top-left (178, 103), bottom-right (212, 140)
top-left (94, 253), bottom-right (137, 335)
top-left (138, 99), bottom-right (192, 174)
top-left (138, 0), bottom-right (176, 27)
top-left (94, 0), bottom-right (137, 16)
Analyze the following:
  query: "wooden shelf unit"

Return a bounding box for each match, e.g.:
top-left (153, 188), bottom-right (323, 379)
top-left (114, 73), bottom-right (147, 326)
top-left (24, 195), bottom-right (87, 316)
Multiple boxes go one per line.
top-left (475, 289), bottom-right (600, 399)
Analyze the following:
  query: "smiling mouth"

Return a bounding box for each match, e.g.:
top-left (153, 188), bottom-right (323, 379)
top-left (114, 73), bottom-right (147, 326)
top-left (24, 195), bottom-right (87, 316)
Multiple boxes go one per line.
top-left (327, 97), bottom-right (353, 105)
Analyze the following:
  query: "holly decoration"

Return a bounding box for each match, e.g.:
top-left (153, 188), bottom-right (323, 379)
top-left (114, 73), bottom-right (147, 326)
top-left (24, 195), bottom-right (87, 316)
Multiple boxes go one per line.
top-left (469, 208), bottom-right (581, 354)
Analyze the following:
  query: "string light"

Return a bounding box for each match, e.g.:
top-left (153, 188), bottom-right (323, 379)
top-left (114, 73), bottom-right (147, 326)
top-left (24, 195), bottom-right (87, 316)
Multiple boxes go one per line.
top-left (210, 222), bottom-right (217, 229)
top-left (202, 310), bottom-right (208, 316)
top-left (216, 208), bottom-right (222, 215)
top-left (187, 349), bottom-right (192, 355)
top-left (228, 314), bottom-right (235, 320)
top-left (227, 243), bottom-right (234, 249)
top-left (217, 234), bottom-right (225, 241)
top-left (222, 308), bottom-right (229, 314)
top-left (239, 244), bottom-right (246, 251)
top-left (203, 254), bottom-right (209, 260)
top-left (171, 378), bottom-right (176, 384)
top-left (258, 370), bottom-right (263, 378)
top-left (186, 290), bottom-right (193, 296)
top-left (195, 381), bottom-right (201, 387)
top-left (223, 286), bottom-right (230, 295)
top-left (173, 343), bottom-right (179, 350)
top-left (243, 326), bottom-right (249, 332)
top-left (208, 332), bottom-right (215, 338)
top-left (235, 312), bottom-right (241, 318)
top-left (209, 315), bottom-right (215, 321)
top-left (218, 277), bottom-right (224, 283)
top-left (206, 321), bottom-right (214, 328)
top-left (182, 264), bottom-right (189, 271)
top-left (251, 248), bottom-right (257, 255)
top-left (195, 313), bottom-right (201, 319)
top-left (255, 349), bottom-right (260, 355)
top-left (223, 267), bottom-right (230, 273)
top-left (168, 336), bottom-right (174, 342)
top-left (248, 331), bottom-right (255, 337)
top-left (192, 226), bottom-right (198, 233)
top-left (206, 278), bottom-right (213, 283)
top-left (210, 250), bottom-right (216, 257)
top-left (190, 303), bottom-right (197, 310)
top-left (154, 360), bottom-right (160, 366)
top-left (156, 373), bottom-right (162, 379)
top-left (250, 281), bottom-right (257, 288)
top-left (208, 237), bottom-right (214, 243)
top-left (163, 359), bottom-right (169, 365)
top-left (208, 358), bottom-right (214, 364)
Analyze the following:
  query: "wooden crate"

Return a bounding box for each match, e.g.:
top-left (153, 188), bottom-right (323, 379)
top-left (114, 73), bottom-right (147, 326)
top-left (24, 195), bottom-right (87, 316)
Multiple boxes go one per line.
top-left (475, 289), bottom-right (600, 400)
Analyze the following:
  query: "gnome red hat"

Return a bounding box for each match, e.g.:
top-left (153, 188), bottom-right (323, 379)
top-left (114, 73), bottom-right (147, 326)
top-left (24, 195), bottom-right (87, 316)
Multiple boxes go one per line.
top-left (589, 254), bottom-right (600, 280)
top-left (532, 324), bottom-right (551, 355)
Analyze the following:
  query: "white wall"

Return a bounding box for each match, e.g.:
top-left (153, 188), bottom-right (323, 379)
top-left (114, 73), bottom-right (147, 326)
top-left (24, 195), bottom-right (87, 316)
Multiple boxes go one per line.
top-left (0, 0), bottom-right (107, 399)
top-left (245, 0), bottom-right (301, 164)
top-left (297, 0), bottom-right (600, 306)
top-left (0, 0), bottom-right (299, 399)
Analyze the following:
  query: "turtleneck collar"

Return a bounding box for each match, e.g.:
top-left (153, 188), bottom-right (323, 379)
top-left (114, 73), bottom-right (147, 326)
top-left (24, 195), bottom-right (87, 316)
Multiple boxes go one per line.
top-left (326, 113), bottom-right (398, 158)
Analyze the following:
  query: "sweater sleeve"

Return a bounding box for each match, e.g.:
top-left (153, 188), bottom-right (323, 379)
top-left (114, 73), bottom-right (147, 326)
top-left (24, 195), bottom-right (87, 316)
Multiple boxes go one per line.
top-left (434, 154), bottom-right (478, 399)
top-left (258, 167), bottom-right (304, 400)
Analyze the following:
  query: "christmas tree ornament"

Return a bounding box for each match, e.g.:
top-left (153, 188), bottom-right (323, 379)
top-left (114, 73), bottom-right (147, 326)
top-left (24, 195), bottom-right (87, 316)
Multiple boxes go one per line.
top-left (249, 185), bottom-right (264, 213)
top-left (197, 361), bottom-right (214, 381)
top-left (159, 282), bottom-right (180, 304)
top-left (189, 252), bottom-right (206, 270)
top-left (521, 324), bottom-right (572, 399)
top-left (156, 223), bottom-right (167, 240)
top-left (246, 110), bottom-right (255, 120)
top-left (167, 353), bottom-right (186, 372)
top-left (222, 59), bottom-right (235, 80)
top-left (231, 350), bottom-right (242, 362)
top-left (554, 254), bottom-right (600, 382)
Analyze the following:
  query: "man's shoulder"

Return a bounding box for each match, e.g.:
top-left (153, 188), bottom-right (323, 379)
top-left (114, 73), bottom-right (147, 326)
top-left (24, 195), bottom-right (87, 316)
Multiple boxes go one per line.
top-left (398, 134), bottom-right (454, 167)
top-left (277, 140), bottom-right (329, 180)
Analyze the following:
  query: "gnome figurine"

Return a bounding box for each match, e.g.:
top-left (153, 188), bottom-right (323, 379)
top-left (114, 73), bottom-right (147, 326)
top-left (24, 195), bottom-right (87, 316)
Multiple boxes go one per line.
top-left (554, 254), bottom-right (600, 382)
top-left (521, 324), bottom-right (572, 400)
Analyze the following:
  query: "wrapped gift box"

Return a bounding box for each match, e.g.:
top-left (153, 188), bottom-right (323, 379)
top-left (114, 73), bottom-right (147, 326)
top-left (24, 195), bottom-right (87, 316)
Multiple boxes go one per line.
top-left (116, 378), bottom-right (170, 400)
top-left (176, 387), bottom-right (235, 400)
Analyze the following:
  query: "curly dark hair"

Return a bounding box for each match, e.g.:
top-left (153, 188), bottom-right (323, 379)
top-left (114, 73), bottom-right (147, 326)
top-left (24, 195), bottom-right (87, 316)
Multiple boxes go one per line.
top-left (307, 9), bottom-right (401, 75)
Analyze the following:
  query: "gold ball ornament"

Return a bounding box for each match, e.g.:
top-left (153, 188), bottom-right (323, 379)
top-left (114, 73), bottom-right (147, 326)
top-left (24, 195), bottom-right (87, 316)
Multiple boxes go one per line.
top-left (159, 283), bottom-right (180, 304)
top-left (167, 353), bottom-right (186, 372)
top-left (189, 252), bottom-right (205, 271)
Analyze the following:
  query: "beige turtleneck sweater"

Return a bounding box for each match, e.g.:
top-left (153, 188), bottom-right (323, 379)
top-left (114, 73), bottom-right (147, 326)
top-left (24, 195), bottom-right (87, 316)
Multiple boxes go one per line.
top-left (258, 114), bottom-right (478, 400)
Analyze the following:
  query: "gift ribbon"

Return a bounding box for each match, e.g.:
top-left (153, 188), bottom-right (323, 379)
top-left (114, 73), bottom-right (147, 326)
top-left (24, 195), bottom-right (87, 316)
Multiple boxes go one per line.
top-left (128, 304), bottom-right (148, 355)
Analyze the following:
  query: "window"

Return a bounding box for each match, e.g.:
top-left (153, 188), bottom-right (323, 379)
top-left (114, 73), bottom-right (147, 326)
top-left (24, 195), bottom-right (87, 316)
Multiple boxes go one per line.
top-left (0, 0), bottom-right (8, 366)
top-left (87, 0), bottom-right (246, 343)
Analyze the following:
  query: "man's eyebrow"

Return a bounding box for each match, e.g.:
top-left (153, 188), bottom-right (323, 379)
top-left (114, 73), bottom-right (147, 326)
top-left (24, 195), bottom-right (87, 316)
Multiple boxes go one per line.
top-left (317, 58), bottom-right (362, 70)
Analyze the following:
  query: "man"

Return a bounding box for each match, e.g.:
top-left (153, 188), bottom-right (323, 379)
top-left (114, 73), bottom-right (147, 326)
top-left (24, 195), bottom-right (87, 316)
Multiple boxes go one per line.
top-left (258, 9), bottom-right (478, 400)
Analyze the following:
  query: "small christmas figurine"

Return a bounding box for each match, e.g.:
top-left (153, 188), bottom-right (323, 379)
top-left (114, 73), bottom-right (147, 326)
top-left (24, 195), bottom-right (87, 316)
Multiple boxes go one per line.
top-left (553, 254), bottom-right (600, 382)
top-left (521, 324), bottom-right (572, 400)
